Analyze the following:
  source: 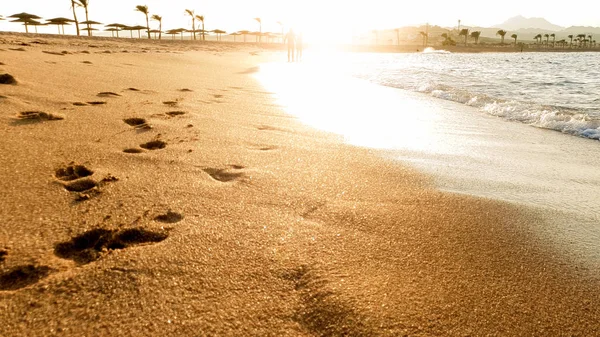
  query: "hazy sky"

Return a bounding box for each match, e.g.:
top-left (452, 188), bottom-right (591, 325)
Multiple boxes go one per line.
top-left (1, 0), bottom-right (600, 39)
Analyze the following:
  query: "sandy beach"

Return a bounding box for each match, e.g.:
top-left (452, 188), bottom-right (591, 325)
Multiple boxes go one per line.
top-left (1, 32), bottom-right (600, 336)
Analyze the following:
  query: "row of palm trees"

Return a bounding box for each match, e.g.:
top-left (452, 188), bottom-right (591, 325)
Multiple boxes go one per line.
top-left (533, 33), bottom-right (596, 48)
top-left (3, 2), bottom-right (284, 43)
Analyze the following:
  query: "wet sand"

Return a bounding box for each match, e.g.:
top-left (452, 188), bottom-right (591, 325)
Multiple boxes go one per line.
top-left (1, 32), bottom-right (600, 336)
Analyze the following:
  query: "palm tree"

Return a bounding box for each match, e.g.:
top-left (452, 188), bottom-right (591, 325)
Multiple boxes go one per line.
top-left (534, 34), bottom-right (542, 46)
top-left (543, 34), bottom-right (549, 47)
top-left (459, 28), bottom-right (469, 46)
top-left (185, 9), bottom-right (196, 40)
top-left (550, 33), bottom-right (555, 48)
top-left (568, 34), bottom-right (573, 48)
top-left (135, 5), bottom-right (151, 39)
top-left (195, 15), bottom-right (205, 41)
top-left (77, 0), bottom-right (91, 36)
top-left (588, 35), bottom-right (593, 48)
top-left (511, 33), bottom-right (518, 45)
top-left (254, 18), bottom-right (262, 43)
top-left (70, 0), bottom-right (80, 36)
top-left (576, 34), bottom-right (586, 47)
top-left (151, 15), bottom-right (162, 40)
top-left (496, 29), bottom-right (507, 44)
top-left (470, 31), bottom-right (481, 45)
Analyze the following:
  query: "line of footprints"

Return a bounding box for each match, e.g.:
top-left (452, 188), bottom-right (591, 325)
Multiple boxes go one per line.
top-left (1, 87), bottom-right (248, 291)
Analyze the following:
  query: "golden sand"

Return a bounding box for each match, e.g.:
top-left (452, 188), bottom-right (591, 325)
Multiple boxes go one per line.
top-left (1, 32), bottom-right (599, 336)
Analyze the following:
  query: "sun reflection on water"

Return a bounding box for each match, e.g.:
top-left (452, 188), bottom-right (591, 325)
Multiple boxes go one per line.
top-left (255, 54), bottom-right (450, 154)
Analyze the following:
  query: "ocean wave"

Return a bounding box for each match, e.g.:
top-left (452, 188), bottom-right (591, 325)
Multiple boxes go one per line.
top-left (410, 83), bottom-right (600, 140)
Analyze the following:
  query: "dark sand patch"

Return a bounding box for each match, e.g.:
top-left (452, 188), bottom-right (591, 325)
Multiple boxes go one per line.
top-left (82, 61), bottom-right (92, 64)
top-left (0, 265), bottom-right (53, 291)
top-left (97, 92), bottom-right (121, 97)
top-left (87, 101), bottom-right (107, 105)
top-left (154, 211), bottom-right (184, 224)
top-left (203, 166), bottom-right (245, 182)
top-left (162, 101), bottom-right (178, 107)
top-left (42, 51), bottom-right (64, 56)
top-left (0, 249), bottom-right (7, 262)
top-left (0, 62), bottom-right (5, 65)
top-left (166, 111), bottom-right (186, 117)
top-left (55, 163), bottom-right (94, 182)
top-left (281, 265), bottom-right (374, 336)
top-left (81, 51), bottom-right (90, 54)
top-left (126, 88), bottom-right (140, 91)
top-left (54, 228), bottom-right (168, 265)
top-left (63, 178), bottom-right (97, 192)
top-left (0, 73), bottom-right (17, 85)
top-left (178, 88), bottom-right (193, 92)
top-left (15, 111), bottom-right (64, 122)
top-left (9, 48), bottom-right (26, 52)
top-left (140, 140), bottom-right (167, 150)
top-left (72, 102), bottom-right (88, 106)
top-left (123, 118), bottom-right (148, 128)
top-left (123, 148), bottom-right (144, 154)
top-left (213, 94), bottom-right (224, 98)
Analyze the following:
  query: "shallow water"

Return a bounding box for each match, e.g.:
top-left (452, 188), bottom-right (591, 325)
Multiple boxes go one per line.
top-left (256, 52), bottom-right (600, 263)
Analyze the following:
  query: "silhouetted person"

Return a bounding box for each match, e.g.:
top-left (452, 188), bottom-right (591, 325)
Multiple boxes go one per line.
top-left (284, 29), bottom-right (296, 62)
top-left (296, 33), bottom-right (303, 61)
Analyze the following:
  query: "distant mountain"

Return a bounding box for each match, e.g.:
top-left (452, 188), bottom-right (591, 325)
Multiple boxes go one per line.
top-left (562, 26), bottom-right (600, 35)
top-left (493, 15), bottom-right (564, 32)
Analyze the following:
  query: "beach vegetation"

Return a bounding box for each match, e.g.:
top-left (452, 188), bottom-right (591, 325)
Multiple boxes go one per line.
top-left (195, 15), bottom-right (205, 41)
top-left (70, 0), bottom-right (80, 36)
top-left (459, 28), bottom-right (469, 46)
top-left (135, 5), bottom-right (151, 39)
top-left (511, 33), bottom-right (518, 45)
top-left (496, 29), bottom-right (507, 44)
top-left (151, 15), bottom-right (162, 40)
top-left (185, 9), bottom-right (196, 40)
top-left (470, 31), bottom-right (481, 44)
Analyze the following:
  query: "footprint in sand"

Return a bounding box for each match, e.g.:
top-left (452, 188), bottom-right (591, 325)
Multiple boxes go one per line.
top-left (123, 117), bottom-right (151, 130)
top-left (165, 111), bottom-right (186, 117)
top-left (163, 101), bottom-right (179, 107)
top-left (0, 265), bottom-right (54, 291)
top-left (154, 211), bottom-right (184, 223)
top-left (82, 61), bottom-right (92, 64)
top-left (123, 148), bottom-right (144, 154)
top-left (0, 248), bottom-right (7, 262)
top-left (87, 101), bottom-right (107, 105)
top-left (0, 73), bottom-right (17, 85)
top-left (15, 111), bottom-right (64, 122)
top-left (54, 227), bottom-right (168, 264)
top-left (97, 92), bottom-right (121, 98)
top-left (8, 48), bottom-right (26, 52)
top-left (54, 163), bottom-right (117, 196)
top-left (42, 51), bottom-right (65, 56)
top-left (213, 94), bottom-right (224, 99)
top-left (126, 88), bottom-right (140, 92)
top-left (72, 102), bottom-right (88, 106)
top-left (140, 140), bottom-right (167, 150)
top-left (202, 165), bottom-right (246, 182)
top-left (178, 88), bottom-right (193, 92)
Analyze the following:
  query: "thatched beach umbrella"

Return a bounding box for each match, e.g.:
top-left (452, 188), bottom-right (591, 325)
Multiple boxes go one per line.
top-left (105, 23), bottom-right (128, 38)
top-left (238, 30), bottom-right (250, 42)
top-left (167, 28), bottom-right (186, 40)
top-left (8, 13), bottom-right (42, 33)
top-left (149, 29), bottom-right (162, 39)
top-left (165, 29), bottom-right (178, 40)
top-left (130, 25), bottom-right (147, 39)
top-left (212, 29), bottom-right (226, 41)
top-left (46, 17), bottom-right (75, 35)
top-left (105, 27), bottom-right (120, 37)
top-left (230, 32), bottom-right (241, 42)
top-left (81, 27), bottom-right (98, 36)
top-left (186, 29), bottom-right (203, 40)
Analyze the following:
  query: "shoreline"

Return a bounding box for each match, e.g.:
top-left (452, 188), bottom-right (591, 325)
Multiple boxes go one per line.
top-left (3, 31), bottom-right (599, 54)
top-left (2, 33), bottom-right (600, 335)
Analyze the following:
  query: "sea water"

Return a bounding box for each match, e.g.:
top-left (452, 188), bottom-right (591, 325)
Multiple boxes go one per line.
top-left (256, 50), bottom-right (600, 263)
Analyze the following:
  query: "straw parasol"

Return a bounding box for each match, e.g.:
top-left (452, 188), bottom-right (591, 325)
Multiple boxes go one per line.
top-left (8, 13), bottom-right (42, 33)
top-left (238, 30), bottom-right (250, 43)
top-left (46, 17), bottom-right (75, 35)
top-left (81, 27), bottom-right (98, 36)
top-left (212, 29), bottom-right (226, 41)
top-left (148, 29), bottom-right (162, 39)
top-left (105, 23), bottom-right (128, 38)
top-left (229, 32), bottom-right (241, 42)
top-left (130, 25), bottom-right (147, 39)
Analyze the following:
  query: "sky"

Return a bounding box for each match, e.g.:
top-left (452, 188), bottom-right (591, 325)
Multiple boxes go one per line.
top-left (1, 0), bottom-right (600, 42)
